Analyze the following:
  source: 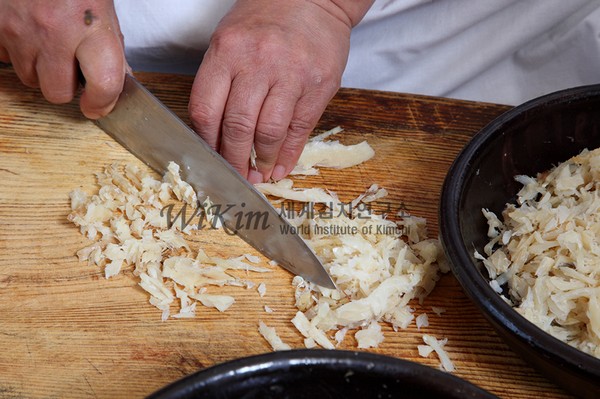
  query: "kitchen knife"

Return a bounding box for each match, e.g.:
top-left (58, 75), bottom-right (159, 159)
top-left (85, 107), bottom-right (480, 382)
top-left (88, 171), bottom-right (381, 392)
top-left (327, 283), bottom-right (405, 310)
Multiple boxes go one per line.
top-left (95, 74), bottom-right (335, 289)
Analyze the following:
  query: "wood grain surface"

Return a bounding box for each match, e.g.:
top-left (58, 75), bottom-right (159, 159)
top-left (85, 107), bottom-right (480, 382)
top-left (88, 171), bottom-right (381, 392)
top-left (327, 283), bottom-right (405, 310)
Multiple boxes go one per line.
top-left (0, 66), bottom-right (575, 399)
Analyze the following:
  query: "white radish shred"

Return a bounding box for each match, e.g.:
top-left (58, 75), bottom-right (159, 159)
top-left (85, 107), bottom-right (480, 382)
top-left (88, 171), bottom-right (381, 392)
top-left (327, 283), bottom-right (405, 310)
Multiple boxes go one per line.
top-left (291, 126), bottom-right (375, 175)
top-left (68, 162), bottom-right (273, 320)
top-left (258, 321), bottom-right (291, 351)
top-left (69, 128), bottom-right (448, 360)
top-left (292, 141), bottom-right (375, 175)
top-left (259, 177), bottom-right (448, 350)
top-left (421, 334), bottom-right (455, 372)
top-left (355, 321), bottom-right (384, 349)
top-left (257, 283), bottom-right (267, 297)
top-left (244, 254), bottom-right (261, 264)
top-left (480, 147), bottom-right (600, 358)
top-left (431, 307), bottom-right (446, 316)
top-left (310, 125), bottom-right (345, 141)
top-left (291, 311), bottom-right (335, 350)
top-left (334, 328), bottom-right (348, 346)
top-left (416, 313), bottom-right (429, 329)
top-left (191, 293), bottom-right (235, 312)
top-left (250, 145), bottom-right (257, 170)
top-left (255, 179), bottom-right (337, 205)
top-left (417, 344), bottom-right (434, 358)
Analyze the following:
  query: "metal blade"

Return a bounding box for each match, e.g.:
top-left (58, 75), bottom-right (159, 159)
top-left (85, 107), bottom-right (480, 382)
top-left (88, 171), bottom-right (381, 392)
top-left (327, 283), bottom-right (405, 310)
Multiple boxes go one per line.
top-left (96, 74), bottom-right (335, 289)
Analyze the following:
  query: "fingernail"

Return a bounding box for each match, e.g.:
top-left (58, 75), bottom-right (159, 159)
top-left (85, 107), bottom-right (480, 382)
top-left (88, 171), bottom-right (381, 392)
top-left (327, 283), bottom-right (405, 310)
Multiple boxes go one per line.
top-left (248, 169), bottom-right (264, 184)
top-left (271, 165), bottom-right (287, 181)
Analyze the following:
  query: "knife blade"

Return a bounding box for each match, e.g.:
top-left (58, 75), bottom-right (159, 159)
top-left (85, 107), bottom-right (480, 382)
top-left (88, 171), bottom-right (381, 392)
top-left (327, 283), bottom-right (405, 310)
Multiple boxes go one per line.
top-left (95, 74), bottom-right (335, 289)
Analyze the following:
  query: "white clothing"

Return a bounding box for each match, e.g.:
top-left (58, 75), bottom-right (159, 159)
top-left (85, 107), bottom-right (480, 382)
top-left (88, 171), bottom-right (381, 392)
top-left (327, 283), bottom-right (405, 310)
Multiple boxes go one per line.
top-left (114, 0), bottom-right (600, 105)
top-left (115, 0), bottom-right (235, 75)
top-left (346, 0), bottom-right (600, 104)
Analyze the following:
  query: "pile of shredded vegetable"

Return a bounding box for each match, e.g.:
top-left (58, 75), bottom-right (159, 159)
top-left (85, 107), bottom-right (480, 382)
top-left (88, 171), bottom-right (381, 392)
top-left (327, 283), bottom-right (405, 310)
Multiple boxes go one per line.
top-left (68, 162), bottom-right (274, 320)
top-left (479, 147), bottom-right (600, 358)
top-left (68, 127), bottom-right (453, 371)
top-left (255, 178), bottom-right (447, 352)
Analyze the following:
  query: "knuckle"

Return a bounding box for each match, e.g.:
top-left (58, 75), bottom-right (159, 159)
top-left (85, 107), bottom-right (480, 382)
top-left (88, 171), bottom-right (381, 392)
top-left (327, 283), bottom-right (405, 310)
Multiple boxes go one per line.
top-left (255, 34), bottom-right (287, 56)
top-left (255, 120), bottom-right (287, 147)
top-left (210, 27), bottom-right (245, 52)
top-left (311, 70), bottom-right (341, 93)
top-left (1, 18), bottom-right (22, 40)
top-left (288, 118), bottom-right (314, 137)
top-left (210, 26), bottom-right (287, 61)
top-left (222, 112), bottom-right (255, 140)
top-left (326, 78), bottom-right (342, 94)
top-left (188, 101), bottom-right (218, 129)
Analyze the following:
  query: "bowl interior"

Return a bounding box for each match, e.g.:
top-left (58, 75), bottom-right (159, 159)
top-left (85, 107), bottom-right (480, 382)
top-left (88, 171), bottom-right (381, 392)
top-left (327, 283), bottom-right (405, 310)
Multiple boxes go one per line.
top-left (440, 84), bottom-right (600, 398)
top-left (461, 88), bottom-right (600, 255)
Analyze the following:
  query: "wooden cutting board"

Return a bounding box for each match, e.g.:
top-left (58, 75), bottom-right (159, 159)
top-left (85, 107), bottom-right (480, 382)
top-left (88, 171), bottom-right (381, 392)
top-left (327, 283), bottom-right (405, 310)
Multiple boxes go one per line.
top-left (0, 66), bottom-right (573, 399)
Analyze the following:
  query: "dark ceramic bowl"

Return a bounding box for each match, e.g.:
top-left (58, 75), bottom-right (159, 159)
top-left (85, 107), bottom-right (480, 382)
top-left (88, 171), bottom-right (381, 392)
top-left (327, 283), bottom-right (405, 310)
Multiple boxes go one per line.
top-left (440, 84), bottom-right (600, 398)
top-left (147, 350), bottom-right (498, 399)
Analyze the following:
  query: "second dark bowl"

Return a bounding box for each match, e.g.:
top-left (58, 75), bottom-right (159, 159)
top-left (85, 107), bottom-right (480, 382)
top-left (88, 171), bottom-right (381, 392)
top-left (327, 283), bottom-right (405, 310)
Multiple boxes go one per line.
top-left (146, 350), bottom-right (497, 399)
top-left (440, 84), bottom-right (600, 398)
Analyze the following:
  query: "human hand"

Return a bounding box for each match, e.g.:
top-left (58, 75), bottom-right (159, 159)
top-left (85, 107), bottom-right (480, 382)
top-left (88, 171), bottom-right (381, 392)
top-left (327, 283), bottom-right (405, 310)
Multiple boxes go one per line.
top-left (189, 0), bottom-right (373, 183)
top-left (0, 0), bottom-right (127, 119)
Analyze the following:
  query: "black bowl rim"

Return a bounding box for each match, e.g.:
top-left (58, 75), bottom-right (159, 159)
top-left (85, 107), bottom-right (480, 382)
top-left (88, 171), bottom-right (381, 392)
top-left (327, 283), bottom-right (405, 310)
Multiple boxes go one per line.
top-left (439, 84), bottom-right (600, 376)
top-left (146, 349), bottom-right (498, 399)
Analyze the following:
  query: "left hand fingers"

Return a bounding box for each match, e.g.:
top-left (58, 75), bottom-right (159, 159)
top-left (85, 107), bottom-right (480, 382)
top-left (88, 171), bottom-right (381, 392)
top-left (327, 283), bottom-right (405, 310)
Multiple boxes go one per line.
top-left (193, 0), bottom-right (352, 183)
top-left (76, 26), bottom-right (127, 119)
top-left (271, 88), bottom-right (336, 181)
top-left (219, 74), bottom-right (269, 182)
top-left (222, 73), bottom-right (338, 184)
top-left (251, 84), bottom-right (300, 182)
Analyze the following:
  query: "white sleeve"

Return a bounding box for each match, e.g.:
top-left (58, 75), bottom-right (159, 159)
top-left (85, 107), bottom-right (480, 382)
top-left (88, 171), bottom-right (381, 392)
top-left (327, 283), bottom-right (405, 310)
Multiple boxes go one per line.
top-left (114, 0), bottom-right (600, 105)
top-left (114, 0), bottom-right (235, 74)
top-left (344, 0), bottom-right (600, 105)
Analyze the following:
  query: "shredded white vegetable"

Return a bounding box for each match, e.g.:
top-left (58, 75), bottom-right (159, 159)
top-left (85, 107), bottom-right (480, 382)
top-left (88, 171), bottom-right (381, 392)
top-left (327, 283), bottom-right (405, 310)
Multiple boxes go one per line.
top-left (355, 321), bottom-right (384, 349)
top-left (291, 126), bottom-right (375, 175)
top-left (416, 313), bottom-right (429, 330)
top-left (420, 334), bottom-right (455, 372)
top-left (255, 179), bottom-right (337, 205)
top-left (257, 282), bottom-right (267, 297)
top-left (480, 147), bottom-right (600, 358)
top-left (431, 306), bottom-right (446, 316)
top-left (258, 321), bottom-right (291, 351)
top-left (258, 176), bottom-right (447, 350)
top-left (68, 162), bottom-right (273, 319)
top-left (69, 128), bottom-right (448, 359)
top-left (291, 311), bottom-right (335, 349)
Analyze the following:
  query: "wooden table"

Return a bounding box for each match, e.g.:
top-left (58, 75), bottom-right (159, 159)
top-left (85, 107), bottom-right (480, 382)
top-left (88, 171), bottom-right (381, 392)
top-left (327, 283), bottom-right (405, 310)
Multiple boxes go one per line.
top-left (0, 66), bottom-right (574, 398)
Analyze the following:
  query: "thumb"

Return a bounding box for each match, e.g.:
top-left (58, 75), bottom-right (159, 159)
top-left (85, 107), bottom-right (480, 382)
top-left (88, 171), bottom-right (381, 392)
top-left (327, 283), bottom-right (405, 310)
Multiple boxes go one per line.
top-left (76, 27), bottom-right (126, 119)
